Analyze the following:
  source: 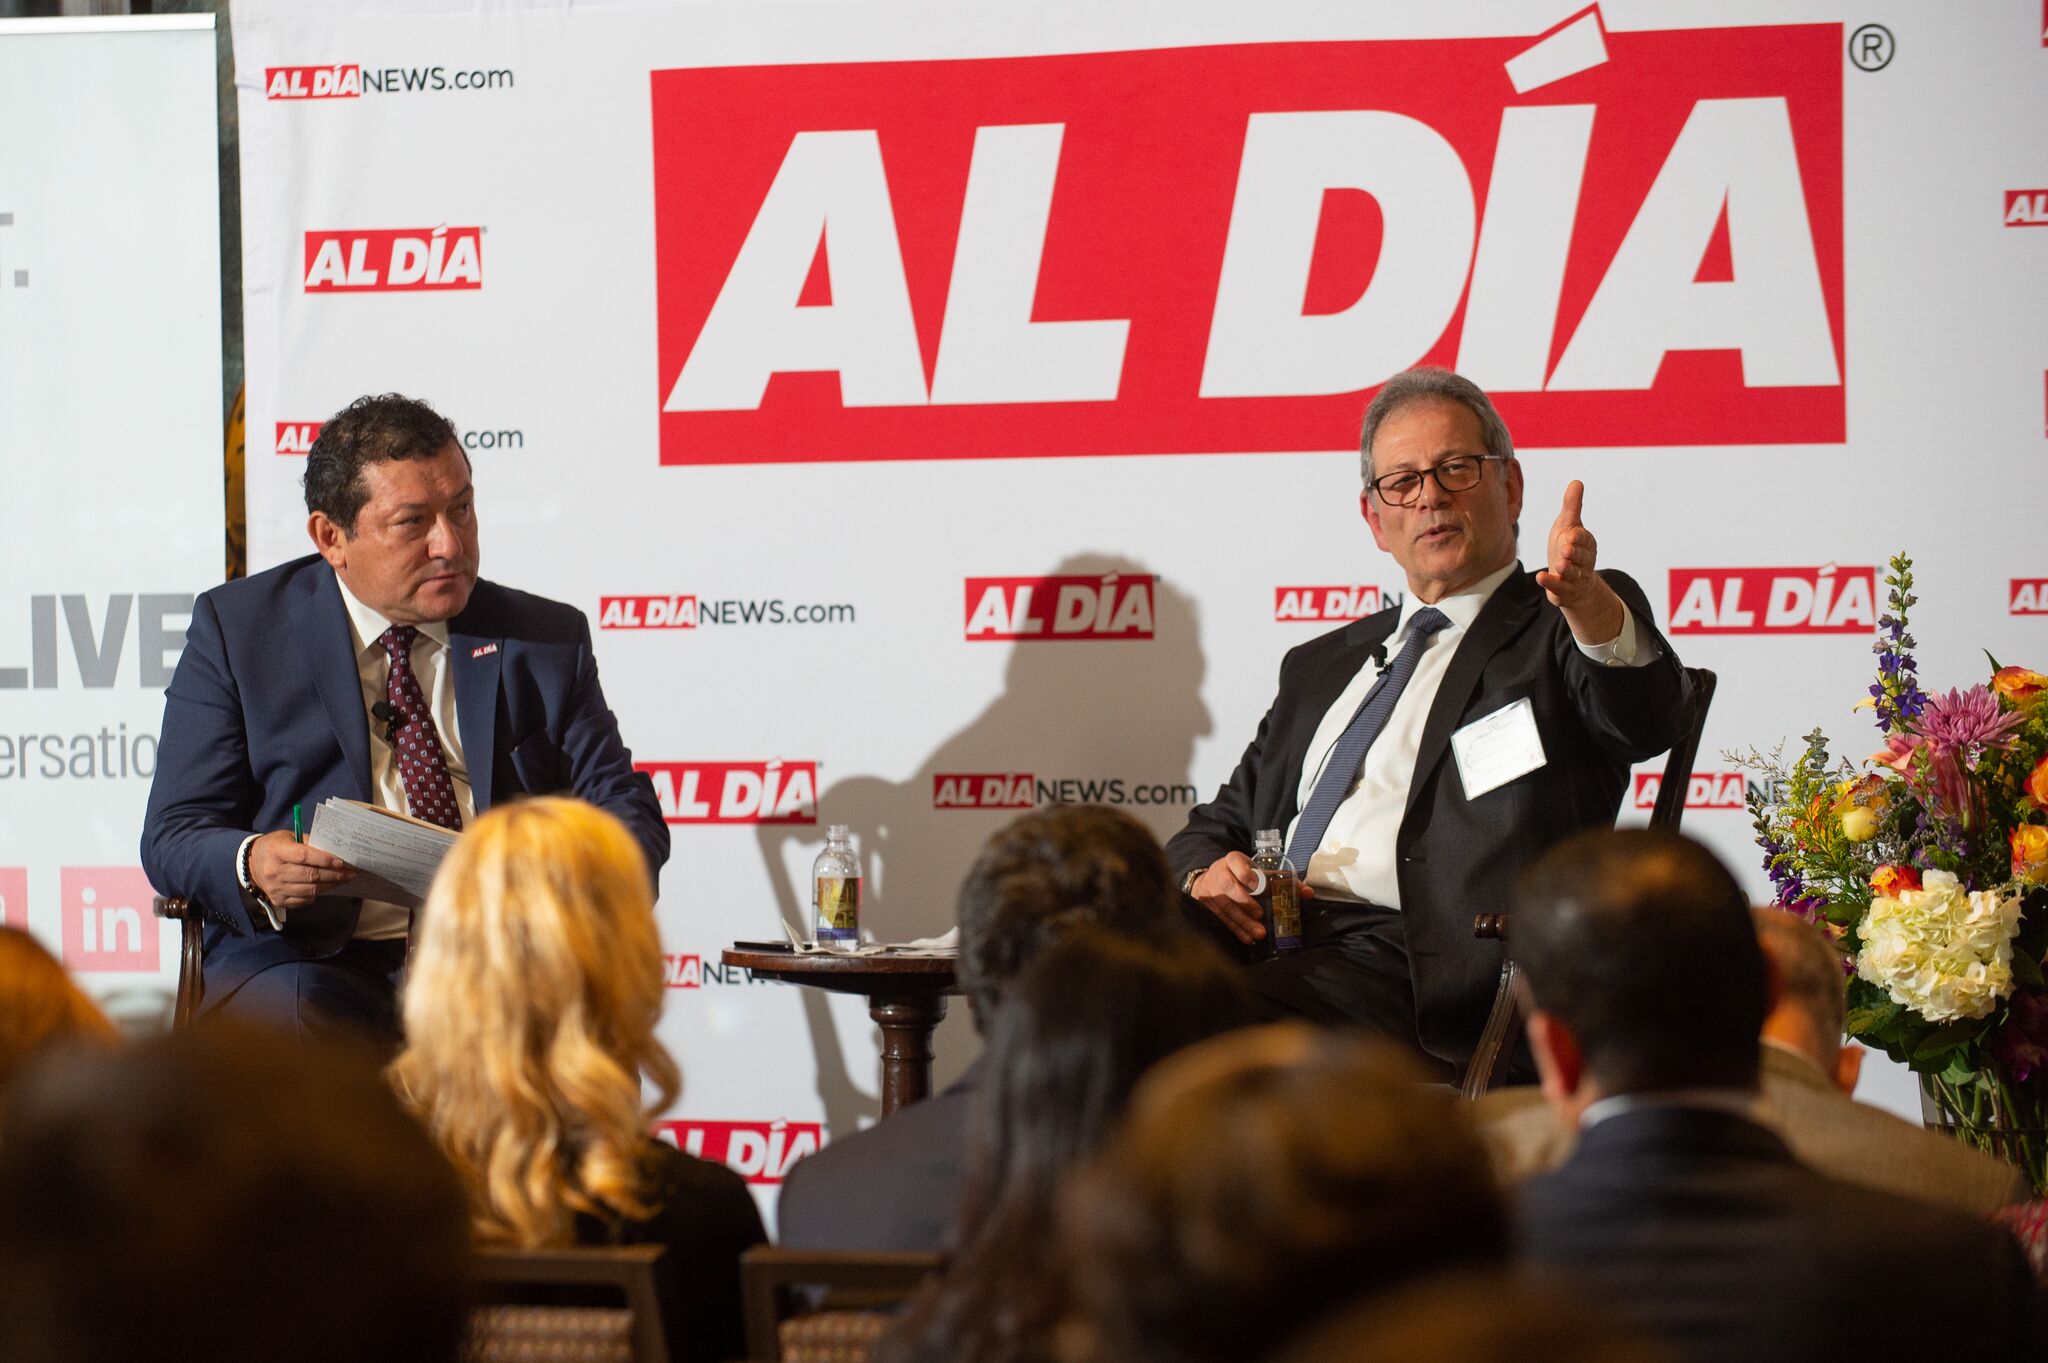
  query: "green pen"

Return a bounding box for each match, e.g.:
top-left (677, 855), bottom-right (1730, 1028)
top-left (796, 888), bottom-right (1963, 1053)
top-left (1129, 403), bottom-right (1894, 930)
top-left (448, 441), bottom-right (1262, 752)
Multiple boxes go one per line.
top-left (292, 803), bottom-right (302, 843)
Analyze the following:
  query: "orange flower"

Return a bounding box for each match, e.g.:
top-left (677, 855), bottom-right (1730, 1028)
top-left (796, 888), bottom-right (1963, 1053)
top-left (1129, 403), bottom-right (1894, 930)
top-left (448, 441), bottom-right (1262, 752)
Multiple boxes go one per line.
top-left (2014, 826), bottom-right (2048, 886)
top-left (1992, 666), bottom-right (2048, 705)
top-left (1871, 864), bottom-right (1922, 897)
top-left (2030, 753), bottom-right (2048, 812)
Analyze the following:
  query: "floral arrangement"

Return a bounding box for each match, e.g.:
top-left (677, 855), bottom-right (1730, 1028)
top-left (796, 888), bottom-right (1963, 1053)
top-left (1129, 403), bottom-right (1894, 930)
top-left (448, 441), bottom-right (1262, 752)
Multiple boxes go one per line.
top-left (1733, 553), bottom-right (2048, 1193)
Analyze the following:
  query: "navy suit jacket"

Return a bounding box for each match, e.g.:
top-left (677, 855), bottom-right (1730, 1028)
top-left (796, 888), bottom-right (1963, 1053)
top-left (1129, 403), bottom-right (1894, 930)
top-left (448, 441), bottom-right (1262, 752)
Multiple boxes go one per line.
top-left (1519, 1106), bottom-right (2046, 1362)
top-left (1166, 568), bottom-right (1689, 1068)
top-left (141, 555), bottom-right (669, 999)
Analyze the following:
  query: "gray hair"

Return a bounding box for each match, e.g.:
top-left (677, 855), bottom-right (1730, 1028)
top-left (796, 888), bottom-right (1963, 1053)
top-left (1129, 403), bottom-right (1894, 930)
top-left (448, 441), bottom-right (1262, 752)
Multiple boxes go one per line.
top-left (1359, 367), bottom-right (1515, 490)
top-left (1751, 908), bottom-right (1848, 1055)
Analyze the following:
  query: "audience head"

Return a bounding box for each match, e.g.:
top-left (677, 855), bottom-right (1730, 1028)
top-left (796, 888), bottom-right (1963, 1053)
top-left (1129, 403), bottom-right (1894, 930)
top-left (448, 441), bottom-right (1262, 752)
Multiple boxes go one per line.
top-left (1057, 1023), bottom-right (1507, 1363)
top-left (956, 804), bottom-right (1180, 1029)
top-left (393, 796), bottom-right (679, 1245)
top-left (883, 929), bottom-right (1256, 1363)
top-left (0, 927), bottom-right (115, 1099)
top-left (1754, 907), bottom-right (1862, 1093)
top-left (967, 925), bottom-right (1256, 1223)
top-left (1271, 1270), bottom-right (1676, 1363)
top-left (0, 1022), bottom-right (469, 1363)
top-left (1514, 829), bottom-right (1768, 1119)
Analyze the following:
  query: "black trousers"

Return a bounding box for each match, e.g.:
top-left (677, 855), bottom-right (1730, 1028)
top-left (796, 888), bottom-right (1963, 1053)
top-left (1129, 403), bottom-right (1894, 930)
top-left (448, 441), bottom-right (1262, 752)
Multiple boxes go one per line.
top-left (1190, 898), bottom-right (1456, 1082)
top-left (206, 938), bottom-right (409, 1057)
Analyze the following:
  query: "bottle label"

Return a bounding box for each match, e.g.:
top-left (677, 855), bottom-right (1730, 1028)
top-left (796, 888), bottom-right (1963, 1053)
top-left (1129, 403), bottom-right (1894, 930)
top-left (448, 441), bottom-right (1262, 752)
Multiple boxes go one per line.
top-left (1267, 872), bottom-right (1302, 954)
top-left (816, 875), bottom-right (860, 943)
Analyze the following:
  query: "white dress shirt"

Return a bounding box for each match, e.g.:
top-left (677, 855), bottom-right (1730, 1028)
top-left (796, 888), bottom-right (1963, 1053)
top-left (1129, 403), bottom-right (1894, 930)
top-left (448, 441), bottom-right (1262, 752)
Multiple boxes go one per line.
top-left (1285, 562), bottom-right (1654, 908)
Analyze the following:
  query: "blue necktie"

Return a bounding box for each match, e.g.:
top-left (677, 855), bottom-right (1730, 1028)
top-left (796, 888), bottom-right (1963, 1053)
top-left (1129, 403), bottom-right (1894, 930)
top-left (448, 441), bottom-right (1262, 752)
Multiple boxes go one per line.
top-left (1286, 606), bottom-right (1451, 877)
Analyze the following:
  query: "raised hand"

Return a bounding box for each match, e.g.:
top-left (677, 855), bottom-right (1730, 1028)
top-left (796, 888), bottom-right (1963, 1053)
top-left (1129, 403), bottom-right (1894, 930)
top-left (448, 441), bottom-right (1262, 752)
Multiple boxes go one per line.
top-left (1535, 481), bottom-right (1597, 609)
top-left (1533, 480), bottom-right (1624, 644)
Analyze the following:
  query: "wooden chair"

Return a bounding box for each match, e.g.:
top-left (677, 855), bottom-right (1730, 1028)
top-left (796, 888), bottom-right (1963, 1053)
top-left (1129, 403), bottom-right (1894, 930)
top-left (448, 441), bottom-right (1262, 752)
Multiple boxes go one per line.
top-left (740, 1247), bottom-right (942, 1363)
top-left (1459, 668), bottom-right (1718, 1098)
top-left (152, 895), bottom-right (203, 1028)
top-left (466, 1244), bottom-right (675, 1363)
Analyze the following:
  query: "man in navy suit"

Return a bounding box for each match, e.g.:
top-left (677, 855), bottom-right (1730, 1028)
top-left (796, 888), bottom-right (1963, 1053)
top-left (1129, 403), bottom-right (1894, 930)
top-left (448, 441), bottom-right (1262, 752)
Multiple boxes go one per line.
top-left (1512, 829), bottom-right (2044, 1362)
top-left (1167, 367), bottom-right (1690, 1074)
top-left (142, 394), bottom-right (667, 1044)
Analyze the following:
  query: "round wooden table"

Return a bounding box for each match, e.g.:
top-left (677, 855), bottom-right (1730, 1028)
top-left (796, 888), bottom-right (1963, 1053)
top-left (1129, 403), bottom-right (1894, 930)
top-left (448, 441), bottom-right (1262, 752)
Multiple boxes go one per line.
top-left (720, 947), bottom-right (959, 1115)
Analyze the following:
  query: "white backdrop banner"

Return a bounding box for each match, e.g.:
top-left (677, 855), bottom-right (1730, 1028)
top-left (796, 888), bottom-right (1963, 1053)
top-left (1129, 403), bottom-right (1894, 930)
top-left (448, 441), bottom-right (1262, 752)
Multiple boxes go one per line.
top-left (0, 17), bottom-right (223, 1028)
top-left (230, 0), bottom-right (2048, 1205)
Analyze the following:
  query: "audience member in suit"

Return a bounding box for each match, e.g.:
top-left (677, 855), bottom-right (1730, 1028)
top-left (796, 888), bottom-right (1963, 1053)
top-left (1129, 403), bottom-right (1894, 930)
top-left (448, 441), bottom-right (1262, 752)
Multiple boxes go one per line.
top-left (390, 797), bottom-right (764, 1363)
top-left (1271, 1270), bottom-right (1675, 1363)
top-left (0, 926), bottom-right (116, 1101)
top-left (1057, 1024), bottom-right (1509, 1363)
top-left (778, 804), bottom-right (1184, 1252)
top-left (1477, 908), bottom-right (2027, 1213)
top-left (1167, 367), bottom-right (1690, 1077)
top-left (1512, 828), bottom-right (2045, 1363)
top-left (877, 928), bottom-right (1255, 1363)
top-left (0, 1022), bottom-right (470, 1363)
top-left (142, 393), bottom-right (666, 1048)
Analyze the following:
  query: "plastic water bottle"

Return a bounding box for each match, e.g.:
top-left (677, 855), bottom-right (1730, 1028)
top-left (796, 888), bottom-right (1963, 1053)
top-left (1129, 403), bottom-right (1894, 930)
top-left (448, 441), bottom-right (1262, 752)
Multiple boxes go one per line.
top-left (812, 824), bottom-right (861, 952)
top-left (1251, 829), bottom-right (1302, 958)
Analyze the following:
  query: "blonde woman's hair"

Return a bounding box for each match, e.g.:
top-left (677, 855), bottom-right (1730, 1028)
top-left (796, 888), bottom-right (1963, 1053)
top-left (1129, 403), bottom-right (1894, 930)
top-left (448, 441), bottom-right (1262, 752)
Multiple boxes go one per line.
top-left (391, 797), bottom-right (679, 1246)
top-left (0, 927), bottom-right (117, 1095)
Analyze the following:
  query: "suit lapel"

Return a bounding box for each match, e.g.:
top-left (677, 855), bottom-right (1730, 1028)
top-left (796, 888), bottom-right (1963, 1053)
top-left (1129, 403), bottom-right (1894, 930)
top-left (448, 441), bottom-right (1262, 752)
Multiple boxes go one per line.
top-left (300, 566), bottom-right (374, 799)
top-left (449, 606), bottom-right (502, 815)
top-left (1405, 570), bottom-right (1542, 817)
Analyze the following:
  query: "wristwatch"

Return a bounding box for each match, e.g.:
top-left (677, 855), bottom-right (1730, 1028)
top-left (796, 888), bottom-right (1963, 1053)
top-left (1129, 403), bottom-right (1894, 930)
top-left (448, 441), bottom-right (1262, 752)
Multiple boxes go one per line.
top-left (1180, 867), bottom-right (1203, 897)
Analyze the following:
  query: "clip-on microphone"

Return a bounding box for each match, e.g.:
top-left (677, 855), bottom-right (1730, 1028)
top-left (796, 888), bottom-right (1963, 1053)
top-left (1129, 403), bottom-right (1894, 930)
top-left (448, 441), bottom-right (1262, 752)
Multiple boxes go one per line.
top-left (371, 700), bottom-right (403, 745)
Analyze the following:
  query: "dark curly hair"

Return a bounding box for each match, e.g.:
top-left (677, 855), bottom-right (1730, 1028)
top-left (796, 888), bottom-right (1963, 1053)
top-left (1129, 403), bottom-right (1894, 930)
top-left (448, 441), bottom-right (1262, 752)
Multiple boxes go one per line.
top-left (954, 805), bottom-right (1180, 1029)
top-left (304, 393), bottom-right (463, 535)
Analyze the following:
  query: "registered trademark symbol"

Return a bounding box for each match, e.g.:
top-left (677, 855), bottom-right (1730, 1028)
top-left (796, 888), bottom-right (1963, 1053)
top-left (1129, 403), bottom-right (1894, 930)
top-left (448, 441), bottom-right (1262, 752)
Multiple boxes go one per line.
top-left (1849, 23), bottom-right (1894, 71)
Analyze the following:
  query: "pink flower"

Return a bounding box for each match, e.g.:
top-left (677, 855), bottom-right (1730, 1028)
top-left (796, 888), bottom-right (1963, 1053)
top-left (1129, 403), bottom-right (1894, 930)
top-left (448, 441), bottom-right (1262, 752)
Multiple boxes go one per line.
top-left (1871, 734), bottom-right (1922, 774)
top-left (1917, 686), bottom-right (2024, 755)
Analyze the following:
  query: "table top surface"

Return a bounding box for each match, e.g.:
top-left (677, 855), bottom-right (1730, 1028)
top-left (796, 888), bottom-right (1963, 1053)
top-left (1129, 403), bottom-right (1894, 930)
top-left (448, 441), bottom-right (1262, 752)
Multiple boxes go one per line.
top-left (721, 945), bottom-right (959, 981)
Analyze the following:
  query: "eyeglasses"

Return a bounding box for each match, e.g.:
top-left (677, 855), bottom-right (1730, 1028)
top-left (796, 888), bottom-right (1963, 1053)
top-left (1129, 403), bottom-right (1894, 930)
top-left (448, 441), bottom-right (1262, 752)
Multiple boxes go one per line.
top-left (1368, 454), bottom-right (1506, 506)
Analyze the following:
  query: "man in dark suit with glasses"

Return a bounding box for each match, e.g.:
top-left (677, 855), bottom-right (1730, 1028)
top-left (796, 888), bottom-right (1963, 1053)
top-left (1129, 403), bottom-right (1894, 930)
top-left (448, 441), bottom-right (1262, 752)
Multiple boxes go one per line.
top-left (1166, 366), bottom-right (1691, 1077)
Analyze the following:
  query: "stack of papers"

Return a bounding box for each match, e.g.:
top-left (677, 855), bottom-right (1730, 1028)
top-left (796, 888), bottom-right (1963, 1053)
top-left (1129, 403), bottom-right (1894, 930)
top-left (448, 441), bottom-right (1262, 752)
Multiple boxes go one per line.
top-left (305, 798), bottom-right (458, 907)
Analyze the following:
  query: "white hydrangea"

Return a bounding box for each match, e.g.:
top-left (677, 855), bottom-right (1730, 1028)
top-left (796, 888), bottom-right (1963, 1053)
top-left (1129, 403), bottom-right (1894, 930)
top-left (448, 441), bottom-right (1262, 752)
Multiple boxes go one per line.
top-left (1856, 870), bottom-right (2021, 1022)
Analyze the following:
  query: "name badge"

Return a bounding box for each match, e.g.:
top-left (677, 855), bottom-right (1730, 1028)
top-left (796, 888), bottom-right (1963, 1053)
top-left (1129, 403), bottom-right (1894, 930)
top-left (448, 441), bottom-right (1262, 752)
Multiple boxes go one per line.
top-left (1451, 697), bottom-right (1547, 800)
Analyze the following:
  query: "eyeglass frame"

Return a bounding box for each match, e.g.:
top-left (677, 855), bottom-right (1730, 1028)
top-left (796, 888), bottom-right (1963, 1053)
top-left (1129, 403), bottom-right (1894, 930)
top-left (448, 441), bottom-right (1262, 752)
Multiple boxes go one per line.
top-left (1365, 453), bottom-right (1510, 507)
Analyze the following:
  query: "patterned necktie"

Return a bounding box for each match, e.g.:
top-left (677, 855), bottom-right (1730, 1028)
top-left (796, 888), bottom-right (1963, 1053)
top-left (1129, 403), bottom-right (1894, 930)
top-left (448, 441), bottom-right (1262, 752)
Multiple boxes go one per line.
top-left (1285, 606), bottom-right (1451, 876)
top-left (378, 625), bottom-right (463, 831)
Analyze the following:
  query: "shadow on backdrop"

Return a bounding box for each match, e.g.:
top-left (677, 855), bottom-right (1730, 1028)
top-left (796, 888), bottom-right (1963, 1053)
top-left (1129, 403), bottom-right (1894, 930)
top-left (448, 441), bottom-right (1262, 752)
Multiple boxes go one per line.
top-left (755, 554), bottom-right (1210, 1141)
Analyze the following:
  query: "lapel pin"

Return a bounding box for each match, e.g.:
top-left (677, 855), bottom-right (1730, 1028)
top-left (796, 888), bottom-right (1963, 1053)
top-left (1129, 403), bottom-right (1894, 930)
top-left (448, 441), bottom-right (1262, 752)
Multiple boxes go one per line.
top-left (470, 643), bottom-right (500, 658)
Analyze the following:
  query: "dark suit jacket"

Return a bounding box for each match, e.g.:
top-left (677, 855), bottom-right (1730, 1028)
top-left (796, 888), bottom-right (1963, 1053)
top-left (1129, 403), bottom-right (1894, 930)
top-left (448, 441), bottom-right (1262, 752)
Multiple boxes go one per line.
top-left (577, 1141), bottom-right (767, 1363)
top-left (1165, 568), bottom-right (1688, 1067)
top-left (1518, 1106), bottom-right (2045, 1363)
top-left (141, 555), bottom-right (668, 998)
top-left (775, 1059), bottom-right (981, 1253)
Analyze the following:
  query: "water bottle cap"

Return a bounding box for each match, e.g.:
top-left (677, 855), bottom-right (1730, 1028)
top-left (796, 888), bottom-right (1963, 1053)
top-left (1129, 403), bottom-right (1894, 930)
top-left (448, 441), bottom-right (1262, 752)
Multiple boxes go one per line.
top-left (827, 824), bottom-right (850, 840)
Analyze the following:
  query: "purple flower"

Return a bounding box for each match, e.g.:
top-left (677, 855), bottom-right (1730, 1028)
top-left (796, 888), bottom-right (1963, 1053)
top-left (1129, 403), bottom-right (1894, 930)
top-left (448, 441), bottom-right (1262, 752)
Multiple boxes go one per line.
top-left (1991, 991), bottom-right (2048, 1085)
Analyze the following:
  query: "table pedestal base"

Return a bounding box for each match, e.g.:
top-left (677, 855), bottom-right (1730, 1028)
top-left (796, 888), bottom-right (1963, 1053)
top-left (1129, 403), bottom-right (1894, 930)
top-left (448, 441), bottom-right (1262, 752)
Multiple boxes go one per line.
top-left (872, 993), bottom-right (949, 1114)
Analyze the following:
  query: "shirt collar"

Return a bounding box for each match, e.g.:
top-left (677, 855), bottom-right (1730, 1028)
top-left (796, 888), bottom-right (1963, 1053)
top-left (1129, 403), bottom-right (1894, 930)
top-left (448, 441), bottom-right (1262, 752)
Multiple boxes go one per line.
top-left (333, 569), bottom-right (450, 658)
top-left (1394, 559), bottom-right (1518, 640)
top-left (1579, 1085), bottom-right (1761, 1131)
